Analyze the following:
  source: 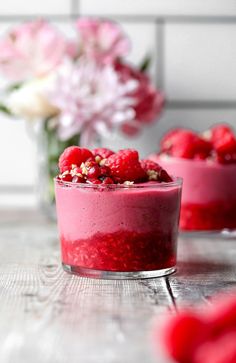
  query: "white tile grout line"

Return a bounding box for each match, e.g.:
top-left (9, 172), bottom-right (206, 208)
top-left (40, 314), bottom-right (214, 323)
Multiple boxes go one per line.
top-left (155, 19), bottom-right (164, 90)
top-left (71, 0), bottom-right (79, 17)
top-left (0, 186), bottom-right (34, 193)
top-left (166, 101), bottom-right (236, 109)
top-left (1, 15), bottom-right (236, 23)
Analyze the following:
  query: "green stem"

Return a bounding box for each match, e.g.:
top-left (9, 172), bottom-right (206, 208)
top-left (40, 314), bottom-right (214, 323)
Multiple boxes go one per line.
top-left (43, 120), bottom-right (80, 203)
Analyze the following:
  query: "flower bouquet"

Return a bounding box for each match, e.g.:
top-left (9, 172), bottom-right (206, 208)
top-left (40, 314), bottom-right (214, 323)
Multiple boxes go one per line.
top-left (0, 18), bottom-right (164, 215)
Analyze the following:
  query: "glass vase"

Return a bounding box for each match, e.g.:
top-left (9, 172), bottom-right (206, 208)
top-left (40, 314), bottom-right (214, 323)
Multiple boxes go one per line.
top-left (36, 119), bottom-right (80, 219)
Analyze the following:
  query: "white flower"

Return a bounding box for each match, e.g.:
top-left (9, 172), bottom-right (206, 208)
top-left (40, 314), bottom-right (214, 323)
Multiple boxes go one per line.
top-left (7, 76), bottom-right (58, 120)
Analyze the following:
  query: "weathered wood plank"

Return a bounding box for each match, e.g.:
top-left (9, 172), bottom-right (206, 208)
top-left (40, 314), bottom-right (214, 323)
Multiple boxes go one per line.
top-left (169, 235), bottom-right (236, 308)
top-left (0, 211), bottom-right (235, 363)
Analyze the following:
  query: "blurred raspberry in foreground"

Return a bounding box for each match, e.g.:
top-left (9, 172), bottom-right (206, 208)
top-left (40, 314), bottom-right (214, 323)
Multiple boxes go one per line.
top-left (154, 291), bottom-right (236, 363)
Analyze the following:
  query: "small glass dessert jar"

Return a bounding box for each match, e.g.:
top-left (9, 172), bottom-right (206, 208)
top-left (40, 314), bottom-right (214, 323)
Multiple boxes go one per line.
top-left (149, 156), bottom-right (236, 232)
top-left (149, 124), bottom-right (236, 232)
top-left (54, 178), bottom-right (182, 279)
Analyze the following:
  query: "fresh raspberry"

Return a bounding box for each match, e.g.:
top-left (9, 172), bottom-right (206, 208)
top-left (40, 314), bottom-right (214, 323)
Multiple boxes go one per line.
top-left (160, 128), bottom-right (184, 153)
top-left (211, 124), bottom-right (236, 163)
top-left (162, 129), bottom-right (198, 158)
top-left (211, 125), bottom-right (234, 146)
top-left (141, 159), bottom-right (162, 181)
top-left (105, 149), bottom-right (147, 182)
top-left (159, 169), bottom-right (173, 182)
top-left (92, 148), bottom-right (114, 159)
top-left (162, 313), bottom-right (207, 363)
top-left (193, 138), bottom-right (212, 160)
top-left (59, 146), bottom-right (93, 173)
top-left (158, 293), bottom-right (236, 363)
top-left (141, 160), bottom-right (173, 182)
top-left (141, 160), bottom-right (162, 173)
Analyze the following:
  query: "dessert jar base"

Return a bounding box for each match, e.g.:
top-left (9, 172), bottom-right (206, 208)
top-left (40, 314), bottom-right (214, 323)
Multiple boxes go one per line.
top-left (180, 202), bottom-right (236, 231)
top-left (62, 263), bottom-right (176, 279)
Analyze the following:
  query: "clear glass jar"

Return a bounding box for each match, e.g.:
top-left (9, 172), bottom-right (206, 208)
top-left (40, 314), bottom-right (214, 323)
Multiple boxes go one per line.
top-left (54, 178), bottom-right (182, 279)
top-left (150, 155), bottom-right (236, 232)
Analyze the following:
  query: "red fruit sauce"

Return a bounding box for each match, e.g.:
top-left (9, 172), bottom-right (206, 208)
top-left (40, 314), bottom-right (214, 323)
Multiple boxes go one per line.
top-left (61, 230), bottom-right (177, 272)
top-left (180, 202), bottom-right (236, 231)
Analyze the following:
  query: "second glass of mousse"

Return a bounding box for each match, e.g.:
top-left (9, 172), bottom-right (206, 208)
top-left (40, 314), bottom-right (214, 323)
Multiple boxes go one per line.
top-left (149, 124), bottom-right (236, 231)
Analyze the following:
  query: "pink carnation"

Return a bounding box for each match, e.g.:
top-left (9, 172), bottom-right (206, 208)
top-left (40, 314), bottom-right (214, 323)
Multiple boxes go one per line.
top-left (115, 61), bottom-right (165, 135)
top-left (0, 20), bottom-right (68, 81)
top-left (48, 58), bottom-right (138, 145)
top-left (76, 18), bottom-right (130, 65)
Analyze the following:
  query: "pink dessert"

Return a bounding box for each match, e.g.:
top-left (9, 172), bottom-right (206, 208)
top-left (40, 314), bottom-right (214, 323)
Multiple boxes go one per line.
top-left (149, 124), bottom-right (236, 231)
top-left (54, 147), bottom-right (182, 278)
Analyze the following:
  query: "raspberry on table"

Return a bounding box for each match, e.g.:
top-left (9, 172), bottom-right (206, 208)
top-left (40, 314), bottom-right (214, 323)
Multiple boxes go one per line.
top-left (105, 149), bottom-right (147, 182)
top-left (158, 292), bottom-right (236, 363)
top-left (162, 313), bottom-right (207, 363)
top-left (58, 146), bottom-right (93, 173)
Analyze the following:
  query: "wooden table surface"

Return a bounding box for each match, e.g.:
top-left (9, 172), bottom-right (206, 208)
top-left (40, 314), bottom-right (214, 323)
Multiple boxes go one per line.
top-left (0, 210), bottom-right (236, 363)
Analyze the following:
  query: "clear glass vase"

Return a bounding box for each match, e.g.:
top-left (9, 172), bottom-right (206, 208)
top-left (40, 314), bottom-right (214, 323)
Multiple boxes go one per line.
top-left (36, 119), bottom-right (80, 220)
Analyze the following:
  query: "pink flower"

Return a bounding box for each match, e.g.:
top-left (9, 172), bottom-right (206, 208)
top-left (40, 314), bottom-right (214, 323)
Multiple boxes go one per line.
top-left (48, 58), bottom-right (138, 145)
top-left (0, 20), bottom-right (68, 81)
top-left (115, 61), bottom-right (165, 135)
top-left (76, 18), bottom-right (130, 65)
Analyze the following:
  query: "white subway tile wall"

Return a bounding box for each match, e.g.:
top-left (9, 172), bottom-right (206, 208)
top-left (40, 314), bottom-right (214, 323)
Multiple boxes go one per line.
top-left (0, 0), bottom-right (71, 15)
top-left (0, 0), bottom-right (235, 207)
top-left (79, 0), bottom-right (236, 16)
top-left (165, 24), bottom-right (236, 101)
top-left (119, 22), bottom-right (158, 80)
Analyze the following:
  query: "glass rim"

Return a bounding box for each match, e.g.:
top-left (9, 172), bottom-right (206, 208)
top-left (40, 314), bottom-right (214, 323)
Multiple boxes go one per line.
top-left (54, 176), bottom-right (183, 190)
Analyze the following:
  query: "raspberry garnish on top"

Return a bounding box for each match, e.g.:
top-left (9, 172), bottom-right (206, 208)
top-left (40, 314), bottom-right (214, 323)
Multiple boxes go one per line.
top-left (59, 146), bottom-right (93, 173)
top-left (105, 149), bottom-right (147, 183)
top-left (159, 124), bottom-right (236, 164)
top-left (141, 159), bottom-right (173, 182)
top-left (57, 146), bottom-right (174, 185)
top-left (160, 128), bottom-right (212, 159)
top-left (92, 147), bottom-right (114, 159)
top-left (210, 124), bottom-right (236, 164)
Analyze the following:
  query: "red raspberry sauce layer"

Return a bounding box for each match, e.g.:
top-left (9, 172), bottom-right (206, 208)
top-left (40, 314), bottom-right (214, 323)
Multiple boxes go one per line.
top-left (61, 231), bottom-right (177, 272)
top-left (180, 202), bottom-right (236, 231)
